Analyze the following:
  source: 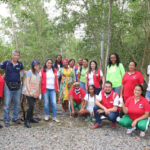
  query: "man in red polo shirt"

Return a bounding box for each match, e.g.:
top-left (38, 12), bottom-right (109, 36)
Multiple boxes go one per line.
top-left (69, 82), bottom-right (86, 117)
top-left (91, 81), bottom-right (120, 129)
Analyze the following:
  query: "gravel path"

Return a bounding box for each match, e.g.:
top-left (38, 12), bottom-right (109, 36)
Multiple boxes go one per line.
top-left (0, 103), bottom-right (150, 150)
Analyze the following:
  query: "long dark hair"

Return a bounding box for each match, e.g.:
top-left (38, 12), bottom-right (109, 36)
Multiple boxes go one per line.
top-left (31, 65), bottom-right (36, 74)
top-left (89, 60), bottom-right (98, 73)
top-left (54, 55), bottom-right (63, 69)
top-left (87, 85), bottom-right (96, 101)
top-left (108, 53), bottom-right (120, 67)
top-left (43, 58), bottom-right (55, 72)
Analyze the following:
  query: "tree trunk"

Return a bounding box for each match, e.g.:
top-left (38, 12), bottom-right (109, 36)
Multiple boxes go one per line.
top-left (104, 0), bottom-right (113, 77)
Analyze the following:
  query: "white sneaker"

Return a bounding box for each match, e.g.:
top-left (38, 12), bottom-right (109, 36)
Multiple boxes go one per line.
top-left (126, 127), bottom-right (136, 134)
top-left (116, 117), bottom-right (121, 122)
top-left (140, 131), bottom-right (145, 137)
top-left (44, 116), bottom-right (50, 121)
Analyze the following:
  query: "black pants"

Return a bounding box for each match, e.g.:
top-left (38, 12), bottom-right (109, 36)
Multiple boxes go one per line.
top-left (26, 96), bottom-right (36, 121)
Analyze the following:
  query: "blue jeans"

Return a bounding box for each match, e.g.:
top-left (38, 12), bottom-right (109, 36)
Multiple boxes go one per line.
top-left (95, 88), bottom-right (101, 95)
top-left (146, 90), bottom-right (150, 101)
top-left (94, 105), bottom-right (119, 124)
top-left (4, 84), bottom-right (21, 124)
top-left (43, 89), bottom-right (57, 118)
top-left (80, 81), bottom-right (86, 91)
top-left (113, 86), bottom-right (121, 95)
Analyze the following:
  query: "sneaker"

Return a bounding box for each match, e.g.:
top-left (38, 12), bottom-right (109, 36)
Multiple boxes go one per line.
top-left (91, 117), bottom-right (96, 122)
top-left (85, 116), bottom-right (91, 121)
top-left (5, 123), bottom-right (10, 127)
top-left (52, 118), bottom-right (60, 123)
top-left (112, 122), bottom-right (117, 128)
top-left (91, 123), bottom-right (102, 129)
top-left (116, 116), bottom-right (121, 122)
top-left (140, 131), bottom-right (145, 137)
top-left (126, 127), bottom-right (136, 134)
top-left (12, 119), bottom-right (21, 124)
top-left (44, 116), bottom-right (50, 121)
top-left (30, 118), bottom-right (39, 123)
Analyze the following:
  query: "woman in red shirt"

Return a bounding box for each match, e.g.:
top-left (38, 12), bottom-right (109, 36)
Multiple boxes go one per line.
top-left (118, 85), bottom-right (150, 137)
top-left (86, 60), bottom-right (104, 95)
top-left (120, 61), bottom-right (144, 102)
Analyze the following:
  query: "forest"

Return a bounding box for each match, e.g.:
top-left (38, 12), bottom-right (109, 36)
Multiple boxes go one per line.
top-left (0, 0), bottom-right (150, 82)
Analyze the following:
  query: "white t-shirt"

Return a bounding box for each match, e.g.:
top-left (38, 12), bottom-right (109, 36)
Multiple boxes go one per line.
top-left (88, 70), bottom-right (103, 86)
top-left (84, 94), bottom-right (100, 114)
top-left (147, 65), bottom-right (150, 91)
top-left (97, 91), bottom-right (119, 107)
top-left (40, 69), bottom-right (55, 89)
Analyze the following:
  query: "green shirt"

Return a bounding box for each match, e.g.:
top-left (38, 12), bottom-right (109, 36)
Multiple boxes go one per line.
top-left (78, 67), bottom-right (88, 83)
top-left (106, 63), bottom-right (125, 88)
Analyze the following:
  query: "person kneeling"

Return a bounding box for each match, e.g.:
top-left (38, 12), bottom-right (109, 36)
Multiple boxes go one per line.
top-left (69, 82), bottom-right (86, 117)
top-left (91, 81), bottom-right (119, 129)
top-left (118, 84), bottom-right (150, 137)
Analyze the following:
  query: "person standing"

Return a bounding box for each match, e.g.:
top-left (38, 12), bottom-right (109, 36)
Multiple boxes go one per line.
top-left (146, 65), bottom-right (150, 101)
top-left (77, 58), bottom-right (88, 91)
top-left (86, 60), bottom-right (104, 95)
top-left (0, 50), bottom-right (26, 127)
top-left (106, 53), bottom-right (125, 94)
top-left (59, 59), bottom-right (74, 112)
top-left (120, 61), bottom-right (144, 102)
top-left (22, 60), bottom-right (41, 128)
top-left (40, 59), bottom-right (59, 122)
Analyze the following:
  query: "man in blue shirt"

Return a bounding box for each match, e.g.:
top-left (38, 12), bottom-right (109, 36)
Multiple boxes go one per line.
top-left (0, 50), bottom-right (26, 127)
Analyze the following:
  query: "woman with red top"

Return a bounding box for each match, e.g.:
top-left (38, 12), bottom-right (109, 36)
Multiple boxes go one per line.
top-left (118, 85), bottom-right (150, 137)
top-left (120, 61), bottom-right (144, 102)
top-left (40, 59), bottom-right (59, 122)
top-left (86, 60), bottom-right (105, 95)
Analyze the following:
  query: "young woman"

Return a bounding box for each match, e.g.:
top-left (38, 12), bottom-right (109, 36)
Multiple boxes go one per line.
top-left (106, 53), bottom-right (125, 94)
top-left (86, 60), bottom-right (104, 95)
top-left (40, 59), bottom-right (59, 122)
top-left (120, 61), bottom-right (144, 102)
top-left (118, 85), bottom-right (150, 137)
top-left (59, 59), bottom-right (74, 112)
top-left (22, 60), bottom-right (41, 128)
top-left (77, 58), bottom-right (88, 91)
top-left (79, 85), bottom-right (99, 121)
top-left (53, 55), bottom-right (63, 88)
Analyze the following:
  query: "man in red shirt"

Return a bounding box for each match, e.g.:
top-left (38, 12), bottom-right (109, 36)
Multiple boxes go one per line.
top-left (91, 81), bottom-right (120, 129)
top-left (69, 82), bottom-right (86, 117)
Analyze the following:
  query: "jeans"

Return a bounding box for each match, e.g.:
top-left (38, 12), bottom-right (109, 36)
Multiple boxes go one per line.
top-left (26, 96), bottom-right (36, 121)
top-left (146, 90), bottom-right (150, 101)
top-left (4, 84), bottom-right (21, 124)
top-left (94, 105), bottom-right (119, 124)
top-left (80, 81), bottom-right (86, 91)
top-left (113, 86), bottom-right (121, 95)
top-left (43, 89), bottom-right (57, 118)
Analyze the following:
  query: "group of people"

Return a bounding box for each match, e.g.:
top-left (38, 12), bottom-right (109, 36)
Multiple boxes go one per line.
top-left (0, 50), bottom-right (150, 137)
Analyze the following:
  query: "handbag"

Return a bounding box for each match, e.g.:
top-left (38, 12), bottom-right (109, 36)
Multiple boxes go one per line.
top-left (6, 81), bottom-right (21, 91)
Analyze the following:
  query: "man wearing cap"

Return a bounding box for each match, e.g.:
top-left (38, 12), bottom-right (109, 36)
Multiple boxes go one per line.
top-left (69, 82), bottom-right (86, 117)
top-left (0, 50), bottom-right (26, 127)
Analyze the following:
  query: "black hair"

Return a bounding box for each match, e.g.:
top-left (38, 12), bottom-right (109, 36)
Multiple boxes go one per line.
top-left (134, 84), bottom-right (144, 95)
top-left (129, 61), bottom-right (137, 67)
top-left (54, 55), bottom-right (63, 69)
top-left (87, 85), bottom-right (96, 102)
top-left (108, 53), bottom-right (120, 67)
top-left (31, 65), bottom-right (36, 74)
top-left (43, 58), bottom-right (55, 72)
top-left (105, 81), bottom-right (112, 87)
top-left (69, 59), bottom-right (75, 65)
top-left (83, 58), bottom-right (88, 62)
top-left (89, 60), bottom-right (98, 73)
